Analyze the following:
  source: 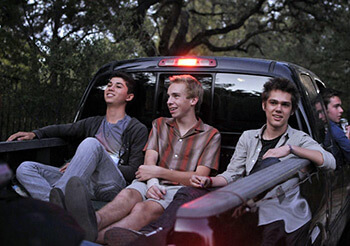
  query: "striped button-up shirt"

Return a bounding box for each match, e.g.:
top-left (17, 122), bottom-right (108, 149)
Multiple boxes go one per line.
top-left (144, 117), bottom-right (221, 174)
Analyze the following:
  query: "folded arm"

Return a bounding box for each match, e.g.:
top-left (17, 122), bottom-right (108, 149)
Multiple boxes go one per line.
top-left (136, 164), bottom-right (211, 186)
top-left (263, 145), bottom-right (324, 166)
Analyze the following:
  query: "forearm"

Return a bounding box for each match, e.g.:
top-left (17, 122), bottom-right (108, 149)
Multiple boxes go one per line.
top-left (211, 176), bottom-right (228, 187)
top-left (159, 167), bottom-right (210, 186)
top-left (34, 121), bottom-right (83, 139)
top-left (144, 149), bottom-right (158, 166)
top-left (290, 145), bottom-right (324, 166)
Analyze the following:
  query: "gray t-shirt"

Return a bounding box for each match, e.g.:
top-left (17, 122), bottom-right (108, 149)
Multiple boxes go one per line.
top-left (95, 115), bottom-right (131, 165)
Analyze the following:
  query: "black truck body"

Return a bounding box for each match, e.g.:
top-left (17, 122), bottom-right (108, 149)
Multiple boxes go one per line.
top-left (1, 56), bottom-right (349, 245)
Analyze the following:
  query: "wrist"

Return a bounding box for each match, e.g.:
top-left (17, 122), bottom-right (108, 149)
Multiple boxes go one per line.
top-left (158, 166), bottom-right (166, 178)
top-left (147, 178), bottom-right (159, 190)
top-left (208, 176), bottom-right (213, 187)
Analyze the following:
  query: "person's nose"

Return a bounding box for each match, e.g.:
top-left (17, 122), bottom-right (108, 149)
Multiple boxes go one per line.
top-left (167, 96), bottom-right (173, 105)
top-left (275, 103), bottom-right (282, 112)
top-left (107, 83), bottom-right (117, 92)
top-left (340, 106), bottom-right (344, 114)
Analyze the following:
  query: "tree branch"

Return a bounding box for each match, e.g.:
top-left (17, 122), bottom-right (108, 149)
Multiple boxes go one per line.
top-left (185, 0), bottom-right (266, 50)
top-left (201, 27), bottom-right (272, 53)
top-left (158, 0), bottom-right (183, 55)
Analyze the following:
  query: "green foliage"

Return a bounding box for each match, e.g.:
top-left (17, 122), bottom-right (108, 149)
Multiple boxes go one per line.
top-left (0, 0), bottom-right (145, 140)
top-left (0, 0), bottom-right (349, 140)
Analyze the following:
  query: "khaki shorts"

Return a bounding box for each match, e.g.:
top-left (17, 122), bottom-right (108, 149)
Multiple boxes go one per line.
top-left (127, 180), bottom-right (182, 209)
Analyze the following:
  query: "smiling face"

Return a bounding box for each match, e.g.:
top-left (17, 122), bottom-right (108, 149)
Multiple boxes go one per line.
top-left (326, 96), bottom-right (343, 123)
top-left (104, 77), bottom-right (134, 106)
top-left (262, 89), bottom-right (293, 131)
top-left (167, 82), bottom-right (198, 120)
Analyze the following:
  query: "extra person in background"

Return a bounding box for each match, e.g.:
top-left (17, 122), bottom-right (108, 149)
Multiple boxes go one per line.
top-left (119, 77), bottom-right (336, 246)
top-left (63, 74), bottom-right (221, 244)
top-left (7, 71), bottom-right (148, 209)
top-left (321, 88), bottom-right (350, 162)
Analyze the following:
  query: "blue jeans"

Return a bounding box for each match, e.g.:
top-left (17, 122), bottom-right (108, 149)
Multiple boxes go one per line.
top-left (16, 137), bottom-right (126, 202)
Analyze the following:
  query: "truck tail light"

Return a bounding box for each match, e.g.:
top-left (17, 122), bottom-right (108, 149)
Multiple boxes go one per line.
top-left (158, 58), bottom-right (217, 67)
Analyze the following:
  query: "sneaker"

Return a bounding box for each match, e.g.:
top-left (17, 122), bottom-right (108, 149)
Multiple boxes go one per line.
top-left (49, 188), bottom-right (66, 209)
top-left (104, 227), bottom-right (145, 246)
top-left (65, 176), bottom-right (98, 242)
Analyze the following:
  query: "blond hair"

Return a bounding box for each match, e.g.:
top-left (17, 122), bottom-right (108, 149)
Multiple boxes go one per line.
top-left (169, 75), bottom-right (203, 113)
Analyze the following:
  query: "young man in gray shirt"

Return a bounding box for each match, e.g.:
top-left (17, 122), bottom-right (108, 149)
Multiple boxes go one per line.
top-left (8, 72), bottom-right (148, 207)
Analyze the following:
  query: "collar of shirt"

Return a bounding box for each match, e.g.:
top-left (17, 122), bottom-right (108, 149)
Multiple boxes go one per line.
top-left (105, 114), bottom-right (130, 125)
top-left (255, 124), bottom-right (291, 146)
top-left (329, 120), bottom-right (341, 128)
top-left (165, 117), bottom-right (205, 137)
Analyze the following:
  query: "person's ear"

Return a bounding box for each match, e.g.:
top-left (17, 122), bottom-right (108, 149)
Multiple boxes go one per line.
top-left (262, 101), bottom-right (266, 111)
top-left (190, 97), bottom-right (198, 106)
top-left (126, 93), bottom-right (134, 102)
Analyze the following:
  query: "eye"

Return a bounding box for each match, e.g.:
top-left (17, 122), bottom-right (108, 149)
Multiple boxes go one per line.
top-left (282, 102), bottom-right (291, 107)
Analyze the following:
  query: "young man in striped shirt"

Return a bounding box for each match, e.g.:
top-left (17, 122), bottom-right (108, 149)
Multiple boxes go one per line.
top-left (65, 75), bottom-right (221, 243)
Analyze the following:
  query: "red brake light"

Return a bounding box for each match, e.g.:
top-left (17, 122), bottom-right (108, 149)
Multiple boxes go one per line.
top-left (158, 58), bottom-right (216, 67)
top-left (178, 59), bottom-right (197, 66)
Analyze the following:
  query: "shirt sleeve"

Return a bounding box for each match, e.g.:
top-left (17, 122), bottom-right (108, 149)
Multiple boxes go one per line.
top-left (332, 125), bottom-right (350, 161)
top-left (143, 118), bottom-right (160, 152)
top-left (198, 130), bottom-right (221, 171)
top-left (33, 117), bottom-right (99, 140)
top-left (218, 131), bottom-right (248, 183)
top-left (118, 121), bottom-right (149, 183)
top-left (295, 131), bottom-right (336, 170)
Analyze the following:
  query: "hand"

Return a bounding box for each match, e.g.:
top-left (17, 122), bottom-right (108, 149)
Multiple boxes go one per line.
top-left (262, 145), bottom-right (290, 159)
top-left (146, 185), bottom-right (166, 200)
top-left (135, 165), bottom-right (162, 181)
top-left (346, 125), bottom-right (350, 139)
top-left (7, 131), bottom-right (36, 141)
top-left (232, 198), bottom-right (257, 218)
top-left (231, 205), bottom-right (249, 219)
top-left (59, 162), bottom-right (70, 173)
top-left (190, 175), bottom-right (210, 188)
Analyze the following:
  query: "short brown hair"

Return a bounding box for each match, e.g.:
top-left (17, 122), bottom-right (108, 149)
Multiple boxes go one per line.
top-left (321, 88), bottom-right (341, 108)
top-left (169, 75), bottom-right (203, 113)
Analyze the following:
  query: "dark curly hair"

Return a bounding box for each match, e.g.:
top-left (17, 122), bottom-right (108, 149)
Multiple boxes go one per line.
top-left (262, 77), bottom-right (300, 112)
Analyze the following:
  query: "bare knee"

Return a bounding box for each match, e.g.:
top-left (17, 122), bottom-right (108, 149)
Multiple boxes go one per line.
top-left (97, 188), bottom-right (142, 229)
top-left (104, 188), bottom-right (142, 209)
top-left (116, 188), bottom-right (142, 202)
top-left (132, 201), bottom-right (164, 220)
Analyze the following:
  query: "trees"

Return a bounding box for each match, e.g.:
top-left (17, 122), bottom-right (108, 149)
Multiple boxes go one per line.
top-left (0, 0), bottom-right (349, 140)
top-left (246, 1), bottom-right (350, 113)
top-left (133, 0), bottom-right (278, 56)
top-left (0, 0), bottom-right (146, 139)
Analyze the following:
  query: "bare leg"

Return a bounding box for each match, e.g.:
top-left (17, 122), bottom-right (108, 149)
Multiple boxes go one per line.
top-left (97, 188), bottom-right (142, 230)
top-left (114, 200), bottom-right (164, 230)
top-left (97, 200), bottom-right (164, 243)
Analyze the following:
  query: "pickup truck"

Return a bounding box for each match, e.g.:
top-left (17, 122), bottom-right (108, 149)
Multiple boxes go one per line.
top-left (1, 57), bottom-right (349, 245)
